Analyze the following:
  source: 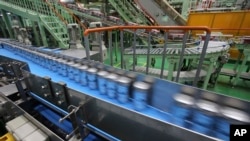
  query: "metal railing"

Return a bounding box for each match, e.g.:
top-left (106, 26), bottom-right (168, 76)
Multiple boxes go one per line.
top-left (83, 26), bottom-right (211, 87)
top-left (58, 2), bottom-right (87, 30)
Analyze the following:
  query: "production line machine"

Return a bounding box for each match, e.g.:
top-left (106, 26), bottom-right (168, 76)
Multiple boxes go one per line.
top-left (220, 36), bottom-right (250, 86)
top-left (0, 36), bottom-right (250, 141)
top-left (124, 40), bottom-right (229, 78)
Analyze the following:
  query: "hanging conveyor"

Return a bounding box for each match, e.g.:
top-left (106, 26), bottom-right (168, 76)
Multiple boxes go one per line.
top-left (134, 0), bottom-right (187, 26)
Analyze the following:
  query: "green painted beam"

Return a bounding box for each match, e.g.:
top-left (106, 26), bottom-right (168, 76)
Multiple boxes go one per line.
top-left (0, 25), bottom-right (7, 38)
top-left (1, 10), bottom-right (13, 38)
top-left (0, 1), bottom-right (39, 21)
top-left (31, 21), bottom-right (41, 46)
top-left (37, 22), bottom-right (48, 47)
top-left (108, 0), bottom-right (132, 22)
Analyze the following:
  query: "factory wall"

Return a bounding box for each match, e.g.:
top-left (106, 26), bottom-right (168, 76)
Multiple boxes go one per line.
top-left (187, 11), bottom-right (250, 36)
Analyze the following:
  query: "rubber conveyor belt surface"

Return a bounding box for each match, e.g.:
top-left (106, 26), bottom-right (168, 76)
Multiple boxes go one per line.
top-left (34, 105), bottom-right (73, 134)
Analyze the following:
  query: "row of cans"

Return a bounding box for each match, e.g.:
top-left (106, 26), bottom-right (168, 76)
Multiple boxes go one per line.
top-left (5, 43), bottom-right (154, 111)
top-left (172, 87), bottom-right (250, 141)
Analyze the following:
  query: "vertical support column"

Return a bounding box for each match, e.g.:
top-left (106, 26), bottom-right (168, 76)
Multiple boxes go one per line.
top-left (146, 31), bottom-right (151, 75)
top-left (0, 26), bottom-right (7, 38)
top-left (115, 31), bottom-right (118, 62)
top-left (1, 10), bottom-right (13, 38)
top-left (38, 22), bottom-right (48, 47)
top-left (167, 59), bottom-right (175, 81)
top-left (98, 33), bottom-right (103, 62)
top-left (232, 49), bottom-right (249, 86)
top-left (202, 58), bottom-right (215, 89)
top-left (193, 33), bottom-right (210, 87)
top-left (233, 49), bottom-right (243, 71)
top-left (84, 35), bottom-right (90, 60)
top-left (160, 31), bottom-right (168, 79)
top-left (176, 32), bottom-right (188, 82)
top-left (18, 16), bottom-right (25, 28)
top-left (108, 31), bottom-right (113, 66)
top-left (31, 21), bottom-right (41, 46)
top-left (132, 31), bottom-right (137, 71)
top-left (120, 30), bottom-right (124, 69)
top-left (0, 20), bottom-right (7, 37)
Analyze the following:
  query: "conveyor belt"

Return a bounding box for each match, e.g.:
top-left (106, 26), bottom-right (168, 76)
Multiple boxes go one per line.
top-left (2, 39), bottom-right (246, 141)
top-left (220, 68), bottom-right (250, 80)
top-left (134, 66), bottom-right (207, 80)
top-left (34, 105), bottom-right (73, 134)
top-left (125, 41), bottom-right (229, 56)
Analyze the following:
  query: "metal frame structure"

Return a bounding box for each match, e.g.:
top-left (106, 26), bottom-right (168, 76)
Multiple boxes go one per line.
top-left (83, 25), bottom-right (230, 89)
top-left (0, 37), bottom-right (250, 141)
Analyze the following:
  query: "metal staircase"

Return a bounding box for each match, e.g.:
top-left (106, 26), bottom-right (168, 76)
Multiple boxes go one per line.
top-left (40, 1), bottom-right (72, 49)
top-left (108, 0), bottom-right (152, 25)
top-left (40, 16), bottom-right (69, 49)
top-left (0, 0), bottom-right (75, 49)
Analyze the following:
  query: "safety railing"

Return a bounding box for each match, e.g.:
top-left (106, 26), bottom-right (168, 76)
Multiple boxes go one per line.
top-left (1, 0), bottom-right (53, 16)
top-left (44, 1), bottom-right (68, 25)
top-left (83, 26), bottom-right (212, 87)
top-left (58, 2), bottom-right (87, 30)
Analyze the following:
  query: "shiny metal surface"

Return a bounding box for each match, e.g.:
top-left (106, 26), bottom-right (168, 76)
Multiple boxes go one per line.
top-left (118, 76), bottom-right (131, 84)
top-left (221, 107), bottom-right (250, 123)
top-left (133, 81), bottom-right (151, 90)
top-left (174, 94), bottom-right (194, 106)
top-left (196, 100), bottom-right (219, 114)
top-left (97, 71), bottom-right (108, 77)
top-left (0, 85), bottom-right (64, 141)
top-left (67, 88), bottom-right (218, 141)
top-left (1, 40), bottom-right (250, 141)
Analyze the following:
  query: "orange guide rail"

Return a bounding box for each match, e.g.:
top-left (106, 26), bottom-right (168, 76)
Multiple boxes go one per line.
top-left (83, 26), bottom-right (211, 36)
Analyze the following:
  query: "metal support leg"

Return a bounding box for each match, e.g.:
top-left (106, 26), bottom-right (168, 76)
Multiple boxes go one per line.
top-left (120, 30), bottom-right (124, 69)
top-left (84, 35), bottom-right (90, 60)
top-left (18, 16), bottom-right (25, 28)
top-left (1, 10), bottom-right (13, 38)
top-left (15, 79), bottom-right (27, 101)
top-left (193, 33), bottom-right (210, 87)
top-left (98, 33), bottom-right (103, 62)
top-left (160, 32), bottom-right (168, 79)
top-left (38, 23), bottom-right (48, 47)
top-left (31, 21), bottom-right (41, 46)
top-left (108, 31), bottom-right (113, 66)
top-left (0, 25), bottom-right (7, 38)
top-left (146, 32), bottom-right (151, 75)
top-left (132, 31), bottom-right (137, 71)
top-left (232, 52), bottom-right (249, 86)
top-left (115, 31), bottom-right (118, 62)
top-left (233, 49), bottom-right (243, 71)
top-left (202, 58), bottom-right (215, 89)
top-left (176, 32), bottom-right (188, 82)
top-left (167, 59), bottom-right (175, 81)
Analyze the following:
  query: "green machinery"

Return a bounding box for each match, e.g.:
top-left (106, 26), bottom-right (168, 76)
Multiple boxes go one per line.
top-left (0, 0), bottom-right (248, 91)
top-left (0, 0), bottom-right (78, 49)
top-left (220, 37), bottom-right (250, 86)
top-left (0, 0), bottom-right (153, 49)
top-left (107, 0), bottom-right (152, 25)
